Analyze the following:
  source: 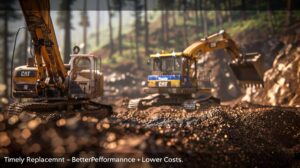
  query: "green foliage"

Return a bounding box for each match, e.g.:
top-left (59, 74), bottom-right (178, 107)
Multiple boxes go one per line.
top-left (95, 1), bottom-right (296, 69)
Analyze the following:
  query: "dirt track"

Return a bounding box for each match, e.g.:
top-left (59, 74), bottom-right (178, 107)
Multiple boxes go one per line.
top-left (0, 101), bottom-right (300, 167)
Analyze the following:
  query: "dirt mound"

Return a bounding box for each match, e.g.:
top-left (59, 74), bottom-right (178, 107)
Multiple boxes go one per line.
top-left (2, 103), bottom-right (300, 167)
top-left (197, 50), bottom-right (242, 101)
top-left (102, 61), bottom-right (149, 100)
top-left (242, 27), bottom-right (300, 106)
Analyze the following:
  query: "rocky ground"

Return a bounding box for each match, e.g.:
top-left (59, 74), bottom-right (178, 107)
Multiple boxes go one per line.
top-left (0, 101), bottom-right (300, 167)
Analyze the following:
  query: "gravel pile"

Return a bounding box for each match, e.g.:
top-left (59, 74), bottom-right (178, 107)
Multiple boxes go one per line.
top-left (0, 102), bottom-right (299, 167)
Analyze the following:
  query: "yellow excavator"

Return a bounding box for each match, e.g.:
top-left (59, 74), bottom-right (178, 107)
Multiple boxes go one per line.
top-left (9, 0), bottom-right (110, 114)
top-left (129, 30), bottom-right (264, 109)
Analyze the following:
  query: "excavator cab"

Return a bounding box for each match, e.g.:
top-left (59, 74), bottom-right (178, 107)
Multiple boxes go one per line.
top-left (145, 52), bottom-right (199, 95)
top-left (68, 54), bottom-right (104, 99)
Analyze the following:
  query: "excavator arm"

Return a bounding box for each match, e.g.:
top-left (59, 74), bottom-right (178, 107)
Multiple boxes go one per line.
top-left (183, 30), bottom-right (264, 86)
top-left (19, 0), bottom-right (67, 91)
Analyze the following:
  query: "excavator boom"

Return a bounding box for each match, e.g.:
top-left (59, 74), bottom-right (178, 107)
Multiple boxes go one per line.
top-left (20, 0), bottom-right (67, 90)
top-left (183, 30), bottom-right (264, 86)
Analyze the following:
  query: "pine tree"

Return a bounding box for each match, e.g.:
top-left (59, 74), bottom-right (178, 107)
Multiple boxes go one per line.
top-left (79, 0), bottom-right (89, 54)
top-left (113, 0), bottom-right (124, 57)
top-left (107, 0), bottom-right (114, 58)
top-left (0, 0), bottom-right (20, 97)
top-left (57, 0), bottom-right (75, 63)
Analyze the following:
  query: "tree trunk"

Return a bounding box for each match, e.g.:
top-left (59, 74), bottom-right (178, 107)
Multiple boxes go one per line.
top-left (213, 11), bottom-right (218, 27)
top-left (107, 0), bottom-right (114, 58)
top-left (130, 35), bottom-right (134, 59)
top-left (96, 0), bottom-right (100, 46)
top-left (256, 0), bottom-right (260, 15)
top-left (64, 2), bottom-right (71, 63)
top-left (161, 10), bottom-right (165, 47)
top-left (218, 11), bottom-right (223, 28)
top-left (267, 0), bottom-right (274, 33)
top-left (165, 10), bottom-right (169, 47)
top-left (215, 0), bottom-right (223, 29)
top-left (183, 1), bottom-right (188, 46)
top-left (144, 0), bottom-right (149, 56)
top-left (202, 1), bottom-right (208, 36)
top-left (194, 0), bottom-right (200, 32)
top-left (241, 0), bottom-right (247, 20)
top-left (135, 9), bottom-right (140, 68)
top-left (226, 0), bottom-right (232, 24)
top-left (199, 0), bottom-right (204, 36)
top-left (172, 11), bottom-right (176, 27)
top-left (286, 0), bottom-right (292, 26)
top-left (118, 8), bottom-right (123, 57)
top-left (83, 0), bottom-right (87, 54)
top-left (3, 11), bottom-right (8, 97)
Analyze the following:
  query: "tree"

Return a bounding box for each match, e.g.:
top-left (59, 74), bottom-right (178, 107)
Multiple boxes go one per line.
top-left (241, 0), bottom-right (247, 20)
top-left (113, 0), bottom-right (124, 57)
top-left (164, 10), bottom-right (170, 47)
top-left (198, 0), bottom-right (205, 35)
top-left (171, 0), bottom-right (178, 27)
top-left (79, 0), bottom-right (89, 54)
top-left (214, 0), bottom-right (223, 29)
top-left (133, 0), bottom-right (143, 68)
top-left (202, 0), bottom-right (208, 36)
top-left (182, 0), bottom-right (189, 46)
top-left (0, 0), bottom-right (20, 97)
top-left (159, 0), bottom-right (173, 48)
top-left (286, 0), bottom-right (292, 26)
top-left (194, 0), bottom-right (200, 33)
top-left (160, 10), bottom-right (166, 47)
top-left (172, 11), bottom-right (177, 27)
top-left (96, 0), bottom-right (100, 46)
top-left (56, 0), bottom-right (75, 63)
top-left (225, 0), bottom-right (232, 24)
top-left (107, 0), bottom-right (114, 58)
top-left (144, 0), bottom-right (149, 56)
top-left (266, 0), bottom-right (274, 33)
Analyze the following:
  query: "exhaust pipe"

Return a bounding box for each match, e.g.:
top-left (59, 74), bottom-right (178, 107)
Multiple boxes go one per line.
top-left (27, 57), bottom-right (35, 67)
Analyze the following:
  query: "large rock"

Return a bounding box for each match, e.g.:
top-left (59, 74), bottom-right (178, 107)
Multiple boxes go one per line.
top-left (243, 31), bottom-right (300, 106)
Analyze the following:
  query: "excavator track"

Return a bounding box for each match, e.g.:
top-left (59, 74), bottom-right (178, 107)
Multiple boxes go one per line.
top-left (8, 100), bottom-right (112, 118)
top-left (128, 94), bottom-right (220, 110)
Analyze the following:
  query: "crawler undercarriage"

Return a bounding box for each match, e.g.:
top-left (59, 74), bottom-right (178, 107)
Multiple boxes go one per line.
top-left (128, 93), bottom-right (220, 110)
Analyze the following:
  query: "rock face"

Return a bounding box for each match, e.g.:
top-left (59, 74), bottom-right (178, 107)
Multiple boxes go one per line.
top-left (197, 48), bottom-right (248, 102)
top-left (242, 29), bottom-right (300, 106)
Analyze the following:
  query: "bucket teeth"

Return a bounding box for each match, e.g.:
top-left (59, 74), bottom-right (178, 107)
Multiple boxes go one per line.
top-left (183, 101), bottom-right (196, 110)
top-left (128, 99), bottom-right (141, 109)
top-left (239, 81), bottom-right (264, 89)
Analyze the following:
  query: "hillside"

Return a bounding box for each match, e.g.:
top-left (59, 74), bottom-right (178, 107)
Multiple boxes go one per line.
top-left (93, 11), bottom-right (300, 102)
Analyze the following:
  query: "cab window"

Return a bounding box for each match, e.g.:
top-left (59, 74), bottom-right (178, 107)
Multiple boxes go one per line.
top-left (153, 58), bottom-right (161, 71)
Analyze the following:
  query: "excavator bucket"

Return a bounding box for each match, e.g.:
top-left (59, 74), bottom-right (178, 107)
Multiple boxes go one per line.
top-left (230, 53), bottom-right (264, 88)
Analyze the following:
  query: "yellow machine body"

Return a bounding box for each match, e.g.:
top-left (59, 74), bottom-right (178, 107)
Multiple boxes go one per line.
top-left (146, 30), bottom-right (264, 96)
